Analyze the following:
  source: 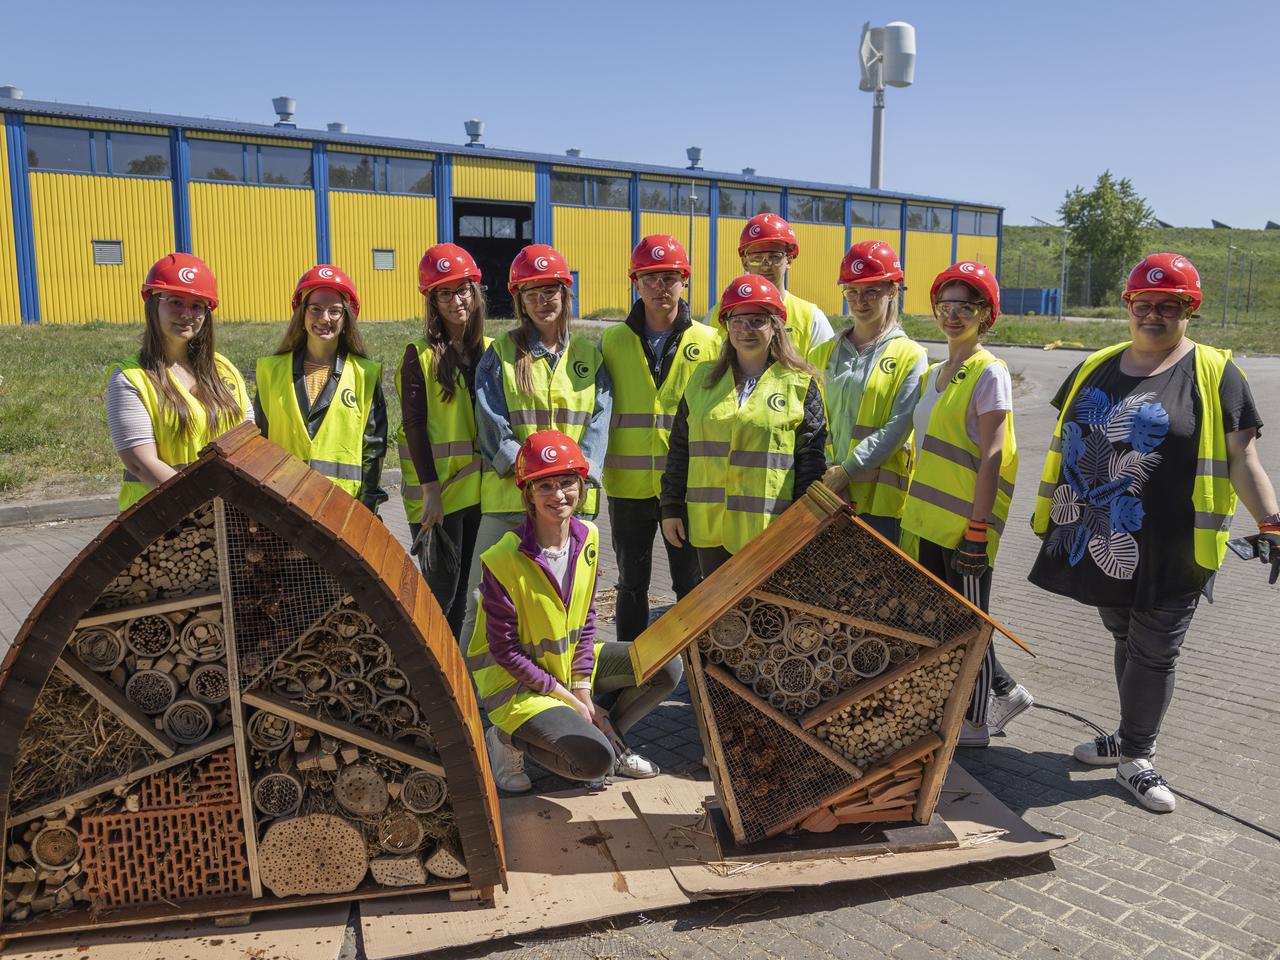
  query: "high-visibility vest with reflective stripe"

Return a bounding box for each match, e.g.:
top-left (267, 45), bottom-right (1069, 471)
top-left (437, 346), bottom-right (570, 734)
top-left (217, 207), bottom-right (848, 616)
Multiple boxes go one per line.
top-left (684, 362), bottom-right (811, 554)
top-left (111, 353), bottom-right (249, 512)
top-left (782, 291), bottom-right (819, 359)
top-left (1031, 340), bottom-right (1237, 571)
top-left (901, 350), bottom-right (1018, 566)
top-left (809, 333), bottom-right (927, 518)
top-left (255, 351), bottom-right (380, 498)
top-left (480, 333), bottom-right (601, 514)
top-left (602, 319), bottom-right (721, 499)
top-left (395, 337), bottom-right (492, 522)
top-left (467, 523), bottom-right (601, 735)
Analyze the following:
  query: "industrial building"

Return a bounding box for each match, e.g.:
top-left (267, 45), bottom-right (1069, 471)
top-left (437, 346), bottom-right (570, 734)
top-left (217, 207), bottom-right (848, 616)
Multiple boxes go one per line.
top-left (0, 92), bottom-right (1002, 325)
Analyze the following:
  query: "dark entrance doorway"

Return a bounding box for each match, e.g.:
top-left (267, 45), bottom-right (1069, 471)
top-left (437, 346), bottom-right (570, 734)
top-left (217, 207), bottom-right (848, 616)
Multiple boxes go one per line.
top-left (453, 201), bottom-right (534, 318)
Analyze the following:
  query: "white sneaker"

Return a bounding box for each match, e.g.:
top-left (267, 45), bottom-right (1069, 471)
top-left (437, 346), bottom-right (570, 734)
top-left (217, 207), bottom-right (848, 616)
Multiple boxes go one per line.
top-left (987, 684), bottom-right (1034, 735)
top-left (486, 725), bottom-right (532, 793)
top-left (1073, 732), bottom-right (1124, 766)
top-left (1116, 758), bottom-right (1176, 813)
top-left (614, 749), bottom-right (660, 779)
top-left (958, 719), bottom-right (990, 747)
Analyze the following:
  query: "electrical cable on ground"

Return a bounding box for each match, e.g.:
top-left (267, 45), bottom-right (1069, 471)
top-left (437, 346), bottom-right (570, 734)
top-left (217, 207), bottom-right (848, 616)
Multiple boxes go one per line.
top-left (1028, 703), bottom-right (1280, 844)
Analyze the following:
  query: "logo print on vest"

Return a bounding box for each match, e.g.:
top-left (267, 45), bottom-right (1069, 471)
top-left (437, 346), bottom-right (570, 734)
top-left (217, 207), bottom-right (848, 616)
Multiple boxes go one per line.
top-left (177, 267), bottom-right (198, 284)
top-left (766, 392), bottom-right (786, 413)
top-left (572, 360), bottom-right (590, 380)
top-left (951, 367), bottom-right (968, 384)
top-left (683, 342), bottom-right (702, 362)
top-left (584, 542), bottom-right (597, 567)
top-left (878, 356), bottom-right (897, 376)
top-left (341, 388), bottom-right (357, 408)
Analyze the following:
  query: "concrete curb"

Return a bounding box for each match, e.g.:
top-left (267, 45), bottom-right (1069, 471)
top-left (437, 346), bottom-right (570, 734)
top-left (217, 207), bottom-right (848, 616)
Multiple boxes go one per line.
top-left (0, 469), bottom-right (404, 528)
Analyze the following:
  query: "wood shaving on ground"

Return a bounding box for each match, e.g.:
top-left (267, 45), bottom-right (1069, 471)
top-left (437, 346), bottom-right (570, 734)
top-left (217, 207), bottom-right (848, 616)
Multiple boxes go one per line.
top-left (959, 828), bottom-right (1009, 846)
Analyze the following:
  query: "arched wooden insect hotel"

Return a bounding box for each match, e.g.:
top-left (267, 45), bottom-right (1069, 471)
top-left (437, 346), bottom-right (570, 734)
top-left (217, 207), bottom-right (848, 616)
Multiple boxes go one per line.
top-left (632, 483), bottom-right (1024, 846)
top-left (0, 424), bottom-right (504, 941)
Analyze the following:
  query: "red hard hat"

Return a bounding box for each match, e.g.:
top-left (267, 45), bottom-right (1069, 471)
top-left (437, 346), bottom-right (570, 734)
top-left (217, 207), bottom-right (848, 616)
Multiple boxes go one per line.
top-left (630, 235), bottom-right (691, 281)
top-left (514, 430), bottom-right (589, 489)
top-left (716, 274), bottom-right (787, 325)
top-left (419, 243), bottom-right (482, 294)
top-left (1123, 253), bottom-right (1202, 311)
top-left (293, 264), bottom-right (361, 315)
top-left (141, 253), bottom-right (219, 311)
top-left (931, 261), bottom-right (1000, 326)
top-left (508, 244), bottom-right (574, 296)
top-left (738, 213), bottom-right (799, 259)
top-left (839, 240), bottom-right (904, 285)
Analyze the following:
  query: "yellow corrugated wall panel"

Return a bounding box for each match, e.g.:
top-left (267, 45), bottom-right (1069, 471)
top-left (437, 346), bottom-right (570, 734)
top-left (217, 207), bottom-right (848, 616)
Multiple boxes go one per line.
top-left (329, 144), bottom-right (433, 160)
top-left (0, 123), bottom-right (19, 325)
top-left (902, 231), bottom-right (955, 315)
top-left (452, 157), bottom-right (534, 201)
top-left (190, 182), bottom-right (314, 322)
top-left (849, 227), bottom-right (902, 251)
top-left (552, 207), bottom-right (630, 316)
top-left (26, 116), bottom-right (166, 135)
top-left (715, 215), bottom-right (749, 312)
top-left (638, 212), bottom-right (711, 316)
top-left (788, 223), bottom-right (844, 317)
top-left (29, 172), bottom-right (173, 324)
top-left (187, 131), bottom-right (310, 148)
top-left (329, 191), bottom-right (436, 321)
top-left (955, 235), bottom-right (999, 270)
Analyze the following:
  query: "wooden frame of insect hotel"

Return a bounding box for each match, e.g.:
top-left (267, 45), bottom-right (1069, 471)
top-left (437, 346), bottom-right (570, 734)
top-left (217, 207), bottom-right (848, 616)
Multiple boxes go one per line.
top-left (631, 482), bottom-right (1028, 848)
top-left (0, 425), bottom-right (505, 944)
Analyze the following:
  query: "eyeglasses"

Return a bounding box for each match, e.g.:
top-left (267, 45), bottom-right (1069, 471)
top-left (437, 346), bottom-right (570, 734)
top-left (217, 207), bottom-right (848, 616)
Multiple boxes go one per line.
top-left (843, 285), bottom-right (893, 304)
top-left (743, 251), bottom-right (788, 267)
top-left (532, 476), bottom-right (580, 497)
top-left (726, 313), bottom-right (773, 330)
top-left (934, 300), bottom-right (985, 321)
top-left (520, 286), bottom-right (563, 304)
top-left (434, 284), bottom-right (474, 304)
top-left (1129, 299), bottom-right (1188, 320)
top-left (637, 273), bottom-right (685, 290)
top-left (156, 295), bottom-right (209, 316)
top-left (306, 304), bottom-right (346, 321)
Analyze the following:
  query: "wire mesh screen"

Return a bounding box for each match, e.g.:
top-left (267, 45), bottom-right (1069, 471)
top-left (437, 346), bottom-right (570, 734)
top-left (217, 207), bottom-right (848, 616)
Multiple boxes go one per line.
top-left (702, 663), bottom-right (859, 843)
top-left (221, 504), bottom-right (345, 689)
top-left (759, 513), bottom-right (981, 647)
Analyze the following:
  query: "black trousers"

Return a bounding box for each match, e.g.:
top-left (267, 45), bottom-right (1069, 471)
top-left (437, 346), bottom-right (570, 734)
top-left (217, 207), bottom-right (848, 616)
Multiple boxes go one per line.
top-left (607, 496), bottom-right (702, 643)
top-left (410, 503), bottom-right (482, 640)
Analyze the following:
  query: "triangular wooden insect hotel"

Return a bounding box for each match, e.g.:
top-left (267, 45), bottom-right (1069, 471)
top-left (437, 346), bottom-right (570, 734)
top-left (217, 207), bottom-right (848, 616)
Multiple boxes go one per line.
top-left (0, 424), bottom-right (504, 943)
top-left (631, 482), bottom-right (1027, 846)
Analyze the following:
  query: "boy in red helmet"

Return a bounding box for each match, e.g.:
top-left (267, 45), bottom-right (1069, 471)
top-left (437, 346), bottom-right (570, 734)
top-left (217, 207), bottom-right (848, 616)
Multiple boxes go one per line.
top-left (735, 213), bottom-right (834, 357)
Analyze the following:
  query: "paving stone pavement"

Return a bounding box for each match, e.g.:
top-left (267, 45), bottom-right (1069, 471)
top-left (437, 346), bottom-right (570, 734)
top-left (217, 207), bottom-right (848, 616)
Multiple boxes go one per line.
top-left (2, 344), bottom-right (1279, 960)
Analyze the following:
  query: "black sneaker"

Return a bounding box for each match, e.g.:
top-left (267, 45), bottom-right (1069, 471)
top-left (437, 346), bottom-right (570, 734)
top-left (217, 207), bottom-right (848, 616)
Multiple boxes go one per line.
top-left (1073, 732), bottom-right (1123, 766)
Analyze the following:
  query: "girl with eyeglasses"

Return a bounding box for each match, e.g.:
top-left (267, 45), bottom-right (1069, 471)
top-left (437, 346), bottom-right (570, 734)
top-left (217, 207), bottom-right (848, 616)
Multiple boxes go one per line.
top-left (900, 262), bottom-right (1030, 749)
top-left (457, 244), bottom-right (612, 653)
top-left (396, 244), bottom-right (491, 638)
top-left (253, 264), bottom-right (387, 512)
top-left (810, 240), bottom-right (927, 544)
top-left (661, 275), bottom-right (827, 576)
top-left (471, 430), bottom-right (679, 793)
top-left (108, 253), bottom-right (251, 511)
top-left (1028, 253), bottom-right (1278, 813)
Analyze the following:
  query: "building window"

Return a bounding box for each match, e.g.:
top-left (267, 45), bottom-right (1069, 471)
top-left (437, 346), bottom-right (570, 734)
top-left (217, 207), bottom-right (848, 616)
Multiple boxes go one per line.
top-left (189, 139), bottom-right (310, 186)
top-left (551, 170), bottom-right (588, 205)
top-left (718, 186), bottom-right (780, 218)
top-left (875, 202), bottom-right (902, 230)
top-left (25, 125), bottom-right (169, 178)
top-left (551, 170), bottom-right (629, 209)
top-left (638, 178), bottom-right (708, 214)
top-left (92, 240), bottom-right (123, 265)
top-left (789, 193), bottom-right (843, 225)
top-left (329, 153), bottom-right (432, 195)
top-left (907, 204), bottom-right (950, 233)
top-left (977, 211), bottom-right (999, 236)
top-left (851, 199), bottom-right (874, 226)
top-left (458, 215), bottom-right (520, 239)
top-left (372, 249), bottom-right (395, 271)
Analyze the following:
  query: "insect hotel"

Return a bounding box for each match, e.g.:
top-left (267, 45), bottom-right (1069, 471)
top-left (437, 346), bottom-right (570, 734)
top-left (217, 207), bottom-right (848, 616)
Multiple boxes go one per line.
top-left (0, 424), bottom-right (504, 943)
top-left (631, 481), bottom-right (1023, 849)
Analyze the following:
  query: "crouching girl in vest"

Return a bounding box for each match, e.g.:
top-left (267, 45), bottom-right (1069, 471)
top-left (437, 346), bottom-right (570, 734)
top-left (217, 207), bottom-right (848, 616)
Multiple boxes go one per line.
top-left (108, 253), bottom-right (251, 512)
top-left (254, 265), bottom-right (387, 513)
top-left (660, 275), bottom-right (827, 576)
top-left (900, 262), bottom-right (1032, 748)
top-left (470, 431), bottom-right (682, 793)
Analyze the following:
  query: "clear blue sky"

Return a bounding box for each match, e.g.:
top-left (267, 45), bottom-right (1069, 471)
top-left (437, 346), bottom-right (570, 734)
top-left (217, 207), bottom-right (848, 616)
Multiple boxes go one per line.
top-left (6, 1), bottom-right (1277, 227)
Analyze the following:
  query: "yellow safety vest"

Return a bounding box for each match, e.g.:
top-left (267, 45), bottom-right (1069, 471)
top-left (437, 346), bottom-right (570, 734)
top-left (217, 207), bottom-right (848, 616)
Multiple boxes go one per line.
top-left (395, 337), bottom-right (492, 522)
top-left (1032, 340), bottom-right (1237, 571)
top-left (684, 362), bottom-right (811, 554)
top-left (783, 290), bottom-right (820, 358)
top-left (479, 333), bottom-right (601, 515)
top-left (900, 350), bottom-right (1018, 566)
top-left (809, 334), bottom-right (927, 518)
top-left (255, 351), bottom-right (381, 499)
top-left (111, 352), bottom-right (249, 512)
top-left (467, 523), bottom-right (601, 734)
top-left (602, 319), bottom-right (721, 500)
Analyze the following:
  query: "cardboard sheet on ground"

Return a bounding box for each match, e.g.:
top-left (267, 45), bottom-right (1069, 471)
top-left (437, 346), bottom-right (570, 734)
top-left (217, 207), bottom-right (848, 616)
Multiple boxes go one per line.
top-left (359, 765), bottom-right (1073, 959)
top-left (0, 902), bottom-right (350, 960)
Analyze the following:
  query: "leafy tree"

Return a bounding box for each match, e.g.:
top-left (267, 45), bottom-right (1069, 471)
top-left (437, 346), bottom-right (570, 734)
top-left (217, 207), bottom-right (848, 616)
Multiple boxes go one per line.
top-left (126, 154), bottom-right (167, 176)
top-left (1059, 171), bottom-right (1154, 306)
